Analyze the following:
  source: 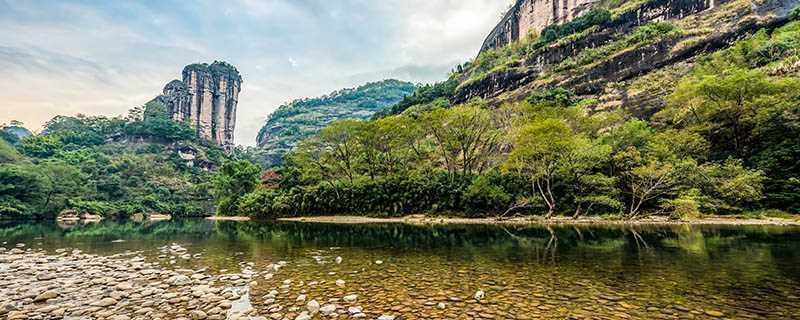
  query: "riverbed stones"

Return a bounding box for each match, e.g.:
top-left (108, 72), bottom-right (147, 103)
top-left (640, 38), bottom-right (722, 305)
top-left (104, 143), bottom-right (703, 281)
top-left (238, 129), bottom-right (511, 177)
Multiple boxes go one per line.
top-left (190, 309), bottom-right (207, 319)
top-left (33, 290), bottom-right (58, 302)
top-left (0, 248), bottom-right (261, 320)
top-left (705, 310), bottom-right (724, 317)
top-left (91, 297), bottom-right (118, 307)
top-left (306, 299), bottom-right (320, 313)
top-left (343, 294), bottom-right (357, 302)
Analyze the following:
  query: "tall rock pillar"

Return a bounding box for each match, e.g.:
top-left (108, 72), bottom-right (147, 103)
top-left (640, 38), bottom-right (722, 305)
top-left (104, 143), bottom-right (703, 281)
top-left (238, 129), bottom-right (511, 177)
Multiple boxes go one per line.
top-left (155, 61), bottom-right (242, 150)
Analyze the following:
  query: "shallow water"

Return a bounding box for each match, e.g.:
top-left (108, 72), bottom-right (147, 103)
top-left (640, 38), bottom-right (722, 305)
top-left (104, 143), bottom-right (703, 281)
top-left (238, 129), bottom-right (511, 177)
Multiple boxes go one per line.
top-left (2, 219), bottom-right (800, 319)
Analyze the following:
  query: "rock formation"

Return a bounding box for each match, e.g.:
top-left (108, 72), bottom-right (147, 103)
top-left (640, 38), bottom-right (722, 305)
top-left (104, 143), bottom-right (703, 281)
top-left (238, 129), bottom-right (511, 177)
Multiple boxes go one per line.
top-left (155, 61), bottom-right (242, 150)
top-left (480, 0), bottom-right (602, 53)
top-left (458, 0), bottom-right (796, 113)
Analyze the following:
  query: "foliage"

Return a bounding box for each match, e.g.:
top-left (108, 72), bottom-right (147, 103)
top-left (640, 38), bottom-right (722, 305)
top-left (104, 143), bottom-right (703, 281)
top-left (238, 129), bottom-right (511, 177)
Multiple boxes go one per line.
top-left (538, 9), bottom-right (612, 44)
top-left (123, 101), bottom-right (196, 141)
top-left (257, 79), bottom-right (416, 167)
top-left (2, 106), bottom-right (226, 220)
top-left (211, 160), bottom-right (261, 215)
top-left (374, 78), bottom-right (458, 118)
top-left (555, 22), bottom-right (682, 72)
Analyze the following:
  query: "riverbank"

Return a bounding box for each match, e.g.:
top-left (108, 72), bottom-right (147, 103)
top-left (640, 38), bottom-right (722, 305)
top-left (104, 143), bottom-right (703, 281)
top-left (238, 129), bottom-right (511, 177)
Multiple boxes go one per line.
top-left (278, 214), bottom-right (800, 226)
top-left (0, 246), bottom-right (257, 319)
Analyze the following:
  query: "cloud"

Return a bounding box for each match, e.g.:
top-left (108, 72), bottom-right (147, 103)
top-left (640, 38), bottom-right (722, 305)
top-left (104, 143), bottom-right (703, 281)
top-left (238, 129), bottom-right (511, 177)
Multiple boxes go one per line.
top-left (0, 0), bottom-right (512, 145)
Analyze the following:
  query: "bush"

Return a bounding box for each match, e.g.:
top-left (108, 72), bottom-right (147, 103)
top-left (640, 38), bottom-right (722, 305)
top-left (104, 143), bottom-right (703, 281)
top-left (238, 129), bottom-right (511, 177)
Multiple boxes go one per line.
top-left (662, 191), bottom-right (702, 220)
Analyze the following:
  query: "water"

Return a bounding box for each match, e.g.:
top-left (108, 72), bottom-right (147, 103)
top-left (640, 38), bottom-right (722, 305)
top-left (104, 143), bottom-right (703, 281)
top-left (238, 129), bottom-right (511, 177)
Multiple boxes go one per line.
top-left (2, 219), bottom-right (800, 319)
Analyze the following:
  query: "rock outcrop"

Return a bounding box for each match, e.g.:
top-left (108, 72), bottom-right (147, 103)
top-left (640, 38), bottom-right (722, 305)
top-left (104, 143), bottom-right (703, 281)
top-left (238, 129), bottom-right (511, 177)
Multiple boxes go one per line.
top-left (459, 0), bottom-right (798, 116)
top-left (480, 0), bottom-right (602, 53)
top-left (155, 61), bottom-right (242, 150)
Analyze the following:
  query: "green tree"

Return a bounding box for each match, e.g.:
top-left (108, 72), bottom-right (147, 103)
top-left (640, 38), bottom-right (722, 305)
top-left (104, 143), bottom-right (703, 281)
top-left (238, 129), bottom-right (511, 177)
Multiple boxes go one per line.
top-left (662, 68), bottom-right (795, 159)
top-left (504, 118), bottom-right (576, 218)
top-left (422, 103), bottom-right (500, 177)
top-left (211, 160), bottom-right (261, 215)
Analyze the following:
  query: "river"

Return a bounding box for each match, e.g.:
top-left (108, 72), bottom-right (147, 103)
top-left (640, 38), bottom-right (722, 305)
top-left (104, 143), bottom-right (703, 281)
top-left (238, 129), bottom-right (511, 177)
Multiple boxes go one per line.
top-left (1, 219), bottom-right (799, 319)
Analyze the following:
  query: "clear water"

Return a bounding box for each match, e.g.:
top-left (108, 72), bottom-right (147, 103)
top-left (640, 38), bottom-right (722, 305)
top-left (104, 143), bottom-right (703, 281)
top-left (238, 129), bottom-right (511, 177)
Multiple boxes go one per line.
top-left (2, 219), bottom-right (799, 319)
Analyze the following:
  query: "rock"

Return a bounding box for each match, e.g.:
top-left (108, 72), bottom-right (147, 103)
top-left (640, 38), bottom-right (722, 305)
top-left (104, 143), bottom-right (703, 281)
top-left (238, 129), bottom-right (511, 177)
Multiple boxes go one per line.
top-left (33, 290), bottom-right (58, 302)
top-left (343, 294), bottom-right (357, 302)
top-left (307, 300), bottom-right (320, 313)
top-left (348, 306), bottom-right (362, 314)
top-left (1, 302), bottom-right (20, 314)
top-left (474, 290), bottom-right (485, 301)
top-left (156, 62), bottom-right (242, 147)
top-left (168, 275), bottom-right (192, 286)
top-left (116, 282), bottom-right (133, 290)
top-left (319, 304), bottom-right (337, 315)
top-left (296, 294), bottom-right (306, 302)
top-left (190, 310), bottom-right (208, 319)
top-left (91, 297), bottom-right (118, 307)
top-left (335, 256), bottom-right (343, 264)
top-left (36, 273), bottom-right (56, 281)
top-left (705, 310), bottom-right (724, 317)
top-left (295, 312), bottom-right (311, 320)
top-left (375, 260), bottom-right (383, 265)
top-left (335, 279), bottom-right (346, 287)
top-left (135, 307), bottom-right (154, 315)
top-left (377, 315), bottom-right (395, 320)
top-left (437, 302), bottom-right (446, 309)
top-left (7, 311), bottom-right (27, 320)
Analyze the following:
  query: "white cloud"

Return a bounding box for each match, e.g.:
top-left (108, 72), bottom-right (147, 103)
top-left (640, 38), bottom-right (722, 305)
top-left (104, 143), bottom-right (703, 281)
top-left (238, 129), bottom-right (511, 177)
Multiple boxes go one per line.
top-left (0, 0), bottom-right (512, 146)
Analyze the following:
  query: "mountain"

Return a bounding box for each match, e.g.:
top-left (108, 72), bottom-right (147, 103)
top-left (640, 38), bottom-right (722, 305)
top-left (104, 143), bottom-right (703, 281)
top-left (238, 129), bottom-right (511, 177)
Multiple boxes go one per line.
top-left (451, 0), bottom-right (798, 114)
top-left (0, 122), bottom-right (32, 145)
top-left (256, 79), bottom-right (416, 166)
top-left (1, 103), bottom-right (232, 220)
top-left (153, 61), bottom-right (242, 150)
top-left (231, 0), bottom-right (800, 219)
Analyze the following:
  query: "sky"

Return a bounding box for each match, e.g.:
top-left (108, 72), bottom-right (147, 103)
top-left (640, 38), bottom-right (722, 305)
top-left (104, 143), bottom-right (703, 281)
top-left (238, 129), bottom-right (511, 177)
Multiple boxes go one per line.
top-left (0, 0), bottom-right (511, 146)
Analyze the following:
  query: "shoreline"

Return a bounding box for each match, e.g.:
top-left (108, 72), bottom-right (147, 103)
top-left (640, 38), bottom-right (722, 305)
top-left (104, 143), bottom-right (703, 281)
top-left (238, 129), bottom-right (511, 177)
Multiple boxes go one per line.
top-left (277, 215), bottom-right (800, 226)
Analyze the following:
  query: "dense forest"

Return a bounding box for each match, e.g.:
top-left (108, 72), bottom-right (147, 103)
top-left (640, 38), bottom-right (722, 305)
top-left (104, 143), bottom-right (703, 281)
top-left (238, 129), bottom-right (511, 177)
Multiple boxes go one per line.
top-left (255, 79), bottom-right (416, 167)
top-left (0, 102), bottom-right (230, 220)
top-left (214, 14), bottom-right (800, 220)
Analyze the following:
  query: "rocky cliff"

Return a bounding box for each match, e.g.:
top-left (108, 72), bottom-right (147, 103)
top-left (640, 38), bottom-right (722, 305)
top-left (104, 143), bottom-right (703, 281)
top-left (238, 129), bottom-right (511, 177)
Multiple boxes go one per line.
top-left (456, 0), bottom-right (798, 116)
top-left (256, 79), bottom-right (416, 167)
top-left (155, 61), bottom-right (242, 150)
top-left (481, 0), bottom-right (602, 53)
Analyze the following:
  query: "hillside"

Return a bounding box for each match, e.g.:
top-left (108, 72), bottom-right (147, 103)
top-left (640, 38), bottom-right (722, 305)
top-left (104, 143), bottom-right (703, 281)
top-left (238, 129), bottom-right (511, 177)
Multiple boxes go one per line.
top-left (0, 122), bottom-right (32, 145)
top-left (218, 0), bottom-right (800, 219)
top-left (453, 0), bottom-right (799, 113)
top-left (256, 79), bottom-right (416, 167)
top-left (0, 102), bottom-right (228, 220)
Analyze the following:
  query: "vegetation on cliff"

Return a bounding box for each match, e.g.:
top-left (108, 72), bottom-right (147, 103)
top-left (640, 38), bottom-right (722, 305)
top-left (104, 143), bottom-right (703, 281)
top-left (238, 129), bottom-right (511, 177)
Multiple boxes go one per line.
top-left (0, 101), bottom-right (229, 220)
top-left (255, 79), bottom-right (416, 167)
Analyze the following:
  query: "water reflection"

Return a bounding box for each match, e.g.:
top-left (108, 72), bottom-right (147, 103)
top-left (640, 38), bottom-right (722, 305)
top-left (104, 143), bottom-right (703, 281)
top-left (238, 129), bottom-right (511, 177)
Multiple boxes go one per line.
top-left (2, 220), bottom-right (799, 319)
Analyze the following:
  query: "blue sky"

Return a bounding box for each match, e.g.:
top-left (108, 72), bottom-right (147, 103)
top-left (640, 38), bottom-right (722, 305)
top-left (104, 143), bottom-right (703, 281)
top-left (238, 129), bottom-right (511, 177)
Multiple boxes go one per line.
top-left (0, 0), bottom-right (511, 145)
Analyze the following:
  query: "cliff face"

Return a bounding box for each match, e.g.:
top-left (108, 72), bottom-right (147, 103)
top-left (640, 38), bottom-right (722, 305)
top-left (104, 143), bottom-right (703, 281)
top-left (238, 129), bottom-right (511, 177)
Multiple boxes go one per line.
top-left (481, 0), bottom-right (601, 53)
top-left (156, 61), bottom-right (242, 150)
top-left (457, 0), bottom-right (798, 116)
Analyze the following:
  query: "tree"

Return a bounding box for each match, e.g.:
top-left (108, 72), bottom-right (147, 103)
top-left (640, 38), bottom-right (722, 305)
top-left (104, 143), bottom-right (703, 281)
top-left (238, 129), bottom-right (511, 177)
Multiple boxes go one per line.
top-left (422, 103), bottom-right (500, 177)
top-left (662, 68), bottom-right (793, 159)
top-left (211, 160), bottom-right (261, 215)
top-left (504, 118), bottom-right (576, 218)
top-left (0, 139), bottom-right (21, 163)
top-left (317, 120), bottom-right (362, 184)
top-left (565, 139), bottom-right (619, 217)
top-left (36, 161), bottom-right (87, 215)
